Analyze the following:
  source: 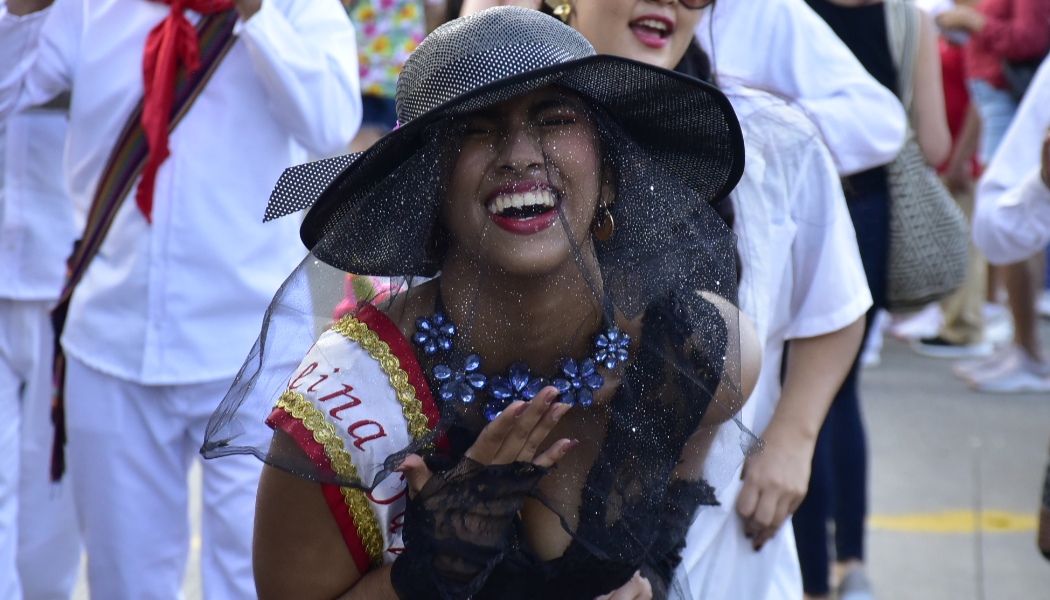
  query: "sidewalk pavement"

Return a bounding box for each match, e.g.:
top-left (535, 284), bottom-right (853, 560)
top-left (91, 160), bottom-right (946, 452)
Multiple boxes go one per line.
top-left (864, 326), bottom-right (1050, 599)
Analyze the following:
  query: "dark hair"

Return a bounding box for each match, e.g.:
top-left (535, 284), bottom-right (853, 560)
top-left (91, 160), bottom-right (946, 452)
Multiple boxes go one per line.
top-left (673, 39), bottom-right (712, 83)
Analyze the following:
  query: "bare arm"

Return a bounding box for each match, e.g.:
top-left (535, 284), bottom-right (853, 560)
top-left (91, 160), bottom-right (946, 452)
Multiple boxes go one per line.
top-left (911, 10), bottom-right (951, 167)
top-left (459, 0), bottom-right (540, 16)
top-left (735, 316), bottom-right (865, 550)
top-left (233, 0), bottom-right (262, 21)
top-left (424, 0), bottom-right (448, 32)
top-left (253, 430), bottom-right (383, 600)
top-left (942, 104), bottom-right (981, 196)
top-left (5, 0), bottom-right (53, 16)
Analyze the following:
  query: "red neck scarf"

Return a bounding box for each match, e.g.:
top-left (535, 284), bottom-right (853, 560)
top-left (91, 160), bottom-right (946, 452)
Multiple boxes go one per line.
top-left (138, 0), bottom-right (235, 222)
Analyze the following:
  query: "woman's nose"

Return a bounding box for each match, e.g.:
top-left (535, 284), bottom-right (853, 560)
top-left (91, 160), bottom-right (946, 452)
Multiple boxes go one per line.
top-left (497, 124), bottom-right (545, 174)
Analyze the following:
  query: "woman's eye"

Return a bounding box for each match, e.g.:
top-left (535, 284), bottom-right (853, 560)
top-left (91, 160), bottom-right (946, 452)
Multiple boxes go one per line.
top-left (464, 122), bottom-right (498, 136)
top-left (540, 114), bottom-right (577, 127)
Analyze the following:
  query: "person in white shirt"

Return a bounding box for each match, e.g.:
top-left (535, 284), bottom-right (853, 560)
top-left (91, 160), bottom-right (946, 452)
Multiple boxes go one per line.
top-left (970, 53), bottom-right (1050, 564)
top-left (0, 102), bottom-right (81, 600)
top-left (677, 84), bottom-right (871, 600)
top-left (971, 55), bottom-right (1050, 389)
top-left (693, 0), bottom-right (908, 177)
top-left (973, 57), bottom-right (1050, 267)
top-left (0, 1), bottom-right (361, 598)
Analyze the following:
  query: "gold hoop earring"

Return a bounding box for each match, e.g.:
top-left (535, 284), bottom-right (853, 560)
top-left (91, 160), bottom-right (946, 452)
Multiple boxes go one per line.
top-left (592, 204), bottom-right (615, 242)
top-left (544, 0), bottom-right (572, 22)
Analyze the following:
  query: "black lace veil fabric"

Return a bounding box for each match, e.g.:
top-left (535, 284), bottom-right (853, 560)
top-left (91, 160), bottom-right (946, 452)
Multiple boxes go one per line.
top-left (202, 7), bottom-right (758, 598)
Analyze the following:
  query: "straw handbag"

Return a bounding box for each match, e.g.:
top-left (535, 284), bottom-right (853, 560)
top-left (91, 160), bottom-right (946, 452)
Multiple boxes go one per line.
top-left (883, 0), bottom-right (969, 313)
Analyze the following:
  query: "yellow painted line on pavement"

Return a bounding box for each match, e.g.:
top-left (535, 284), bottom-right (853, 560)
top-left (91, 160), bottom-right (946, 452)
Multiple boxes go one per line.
top-left (869, 510), bottom-right (1037, 533)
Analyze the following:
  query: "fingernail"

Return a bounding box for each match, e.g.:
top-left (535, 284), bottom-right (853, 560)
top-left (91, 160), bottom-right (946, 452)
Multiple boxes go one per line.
top-left (564, 439), bottom-right (580, 451)
top-left (551, 403), bottom-right (569, 422)
top-left (514, 402), bottom-right (529, 417)
top-left (545, 390), bottom-right (555, 405)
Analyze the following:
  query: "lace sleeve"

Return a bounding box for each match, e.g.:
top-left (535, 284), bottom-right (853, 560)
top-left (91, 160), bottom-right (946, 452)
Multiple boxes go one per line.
top-left (390, 458), bottom-right (546, 600)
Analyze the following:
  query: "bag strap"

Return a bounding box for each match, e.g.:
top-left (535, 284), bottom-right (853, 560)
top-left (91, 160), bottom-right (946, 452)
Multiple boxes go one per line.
top-left (884, 0), bottom-right (921, 112)
top-left (48, 10), bottom-right (239, 481)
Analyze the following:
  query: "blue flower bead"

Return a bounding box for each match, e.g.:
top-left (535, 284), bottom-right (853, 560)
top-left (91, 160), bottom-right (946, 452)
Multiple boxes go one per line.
top-left (412, 312), bottom-right (456, 356)
top-left (594, 326), bottom-right (630, 370)
top-left (552, 357), bottom-right (604, 407)
top-left (484, 361), bottom-right (547, 421)
top-left (433, 354), bottom-right (486, 404)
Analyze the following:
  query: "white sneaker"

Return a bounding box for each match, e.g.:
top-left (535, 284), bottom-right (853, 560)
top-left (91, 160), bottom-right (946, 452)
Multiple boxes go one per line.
top-left (1038, 289), bottom-right (1050, 319)
top-left (969, 348), bottom-right (1050, 393)
top-left (982, 303), bottom-right (1014, 346)
top-left (953, 343), bottom-right (1019, 383)
top-left (861, 310), bottom-right (888, 368)
top-left (888, 304), bottom-right (942, 341)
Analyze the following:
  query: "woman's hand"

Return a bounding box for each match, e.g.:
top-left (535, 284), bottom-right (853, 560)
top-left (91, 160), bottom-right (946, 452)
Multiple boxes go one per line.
top-left (594, 571), bottom-right (653, 600)
top-left (400, 385), bottom-right (575, 495)
top-left (935, 6), bottom-right (985, 33)
top-left (734, 424), bottom-right (812, 551)
top-left (391, 387), bottom-right (575, 599)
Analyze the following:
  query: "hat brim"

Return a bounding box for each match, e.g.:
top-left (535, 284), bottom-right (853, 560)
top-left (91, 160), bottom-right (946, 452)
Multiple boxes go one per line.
top-left (270, 55), bottom-right (744, 251)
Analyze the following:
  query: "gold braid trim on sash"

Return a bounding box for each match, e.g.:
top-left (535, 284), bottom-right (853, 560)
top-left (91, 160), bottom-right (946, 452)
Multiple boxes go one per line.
top-left (331, 315), bottom-right (431, 443)
top-left (275, 390), bottom-right (384, 567)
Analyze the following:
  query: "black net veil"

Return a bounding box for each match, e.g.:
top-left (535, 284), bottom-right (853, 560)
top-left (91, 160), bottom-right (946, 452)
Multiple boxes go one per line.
top-left (203, 9), bottom-right (758, 599)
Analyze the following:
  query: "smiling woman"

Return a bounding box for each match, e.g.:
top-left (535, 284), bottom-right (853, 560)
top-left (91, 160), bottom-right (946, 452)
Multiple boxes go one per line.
top-left (201, 7), bottom-right (758, 600)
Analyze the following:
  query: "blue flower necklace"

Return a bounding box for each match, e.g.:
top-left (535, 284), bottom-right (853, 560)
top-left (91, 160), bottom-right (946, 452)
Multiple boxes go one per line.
top-left (412, 306), bottom-right (631, 421)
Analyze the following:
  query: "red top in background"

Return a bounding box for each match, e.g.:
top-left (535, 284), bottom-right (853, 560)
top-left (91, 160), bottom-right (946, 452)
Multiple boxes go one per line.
top-left (964, 0), bottom-right (1050, 89)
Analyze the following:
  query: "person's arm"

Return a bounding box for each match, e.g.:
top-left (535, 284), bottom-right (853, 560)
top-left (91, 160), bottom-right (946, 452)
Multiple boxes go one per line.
top-left (973, 147), bottom-right (1050, 265)
top-left (735, 317), bottom-right (864, 550)
top-left (911, 9), bottom-right (952, 167)
top-left (942, 104), bottom-right (981, 196)
top-left (733, 108), bottom-right (871, 550)
top-left (5, 0), bottom-right (52, 15)
top-left (0, 0), bottom-right (76, 121)
top-left (696, 0), bottom-right (907, 176)
top-left (234, 0), bottom-right (361, 157)
top-left (974, 61), bottom-right (1050, 263)
top-left (258, 391), bottom-right (575, 600)
top-left (939, 0), bottom-right (1050, 61)
top-left (424, 0), bottom-right (448, 32)
top-left (460, 0), bottom-right (539, 14)
top-left (254, 449), bottom-right (394, 600)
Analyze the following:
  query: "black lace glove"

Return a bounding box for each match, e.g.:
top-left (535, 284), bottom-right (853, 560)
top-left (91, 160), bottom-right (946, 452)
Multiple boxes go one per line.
top-left (390, 457), bottom-right (546, 600)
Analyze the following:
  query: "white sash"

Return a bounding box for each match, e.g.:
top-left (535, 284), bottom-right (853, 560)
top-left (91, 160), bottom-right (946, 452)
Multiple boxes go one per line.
top-left (273, 313), bottom-right (435, 568)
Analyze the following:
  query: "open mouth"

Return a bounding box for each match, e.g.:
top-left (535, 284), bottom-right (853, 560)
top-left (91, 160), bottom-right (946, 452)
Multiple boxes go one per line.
top-left (629, 16), bottom-right (675, 48)
top-left (485, 188), bottom-right (560, 235)
top-left (486, 189), bottom-right (557, 219)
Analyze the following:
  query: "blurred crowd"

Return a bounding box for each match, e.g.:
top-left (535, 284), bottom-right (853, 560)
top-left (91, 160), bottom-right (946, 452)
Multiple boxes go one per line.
top-left (0, 0), bottom-right (1048, 599)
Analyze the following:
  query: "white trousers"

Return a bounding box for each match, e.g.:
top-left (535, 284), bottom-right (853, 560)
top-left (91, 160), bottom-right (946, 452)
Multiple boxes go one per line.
top-left (0, 299), bottom-right (82, 600)
top-left (65, 356), bottom-right (259, 600)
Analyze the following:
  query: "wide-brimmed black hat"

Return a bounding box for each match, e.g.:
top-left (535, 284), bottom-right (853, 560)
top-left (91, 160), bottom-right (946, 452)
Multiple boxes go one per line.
top-left (264, 7), bottom-right (744, 275)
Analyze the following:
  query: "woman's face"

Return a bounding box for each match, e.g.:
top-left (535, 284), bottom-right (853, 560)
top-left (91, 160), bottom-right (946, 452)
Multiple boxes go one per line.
top-left (569, 0), bottom-right (706, 69)
top-left (442, 87), bottom-right (606, 278)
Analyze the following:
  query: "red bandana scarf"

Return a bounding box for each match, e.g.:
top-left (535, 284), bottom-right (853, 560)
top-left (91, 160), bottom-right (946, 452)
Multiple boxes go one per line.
top-left (139, 0), bottom-right (235, 222)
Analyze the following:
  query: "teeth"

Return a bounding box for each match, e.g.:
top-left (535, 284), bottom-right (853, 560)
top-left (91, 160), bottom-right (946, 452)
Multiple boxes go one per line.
top-left (486, 190), bottom-right (556, 215)
top-left (637, 19), bottom-right (668, 32)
